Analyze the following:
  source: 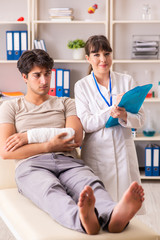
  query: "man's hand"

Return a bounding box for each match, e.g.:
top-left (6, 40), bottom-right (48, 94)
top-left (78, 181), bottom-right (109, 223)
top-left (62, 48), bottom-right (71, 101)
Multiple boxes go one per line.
top-left (5, 132), bottom-right (28, 152)
top-left (46, 132), bottom-right (79, 152)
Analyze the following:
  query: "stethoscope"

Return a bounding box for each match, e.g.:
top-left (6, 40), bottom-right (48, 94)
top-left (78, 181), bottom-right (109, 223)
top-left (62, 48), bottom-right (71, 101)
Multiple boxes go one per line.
top-left (92, 71), bottom-right (112, 107)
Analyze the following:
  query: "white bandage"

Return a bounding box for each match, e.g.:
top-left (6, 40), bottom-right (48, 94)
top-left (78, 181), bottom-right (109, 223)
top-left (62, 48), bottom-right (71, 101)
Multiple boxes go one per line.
top-left (27, 128), bottom-right (75, 144)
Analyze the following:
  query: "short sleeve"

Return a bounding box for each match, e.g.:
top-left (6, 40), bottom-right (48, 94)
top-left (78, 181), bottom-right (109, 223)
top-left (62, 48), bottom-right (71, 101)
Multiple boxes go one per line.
top-left (0, 100), bottom-right (16, 124)
top-left (64, 98), bottom-right (77, 118)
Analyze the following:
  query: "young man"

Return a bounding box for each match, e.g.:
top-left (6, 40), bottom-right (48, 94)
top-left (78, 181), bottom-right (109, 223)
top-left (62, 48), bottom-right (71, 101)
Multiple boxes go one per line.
top-left (0, 49), bottom-right (144, 235)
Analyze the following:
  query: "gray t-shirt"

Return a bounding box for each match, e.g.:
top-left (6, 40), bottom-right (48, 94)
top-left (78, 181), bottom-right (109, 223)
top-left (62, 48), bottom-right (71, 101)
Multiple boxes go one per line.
top-left (0, 96), bottom-right (77, 165)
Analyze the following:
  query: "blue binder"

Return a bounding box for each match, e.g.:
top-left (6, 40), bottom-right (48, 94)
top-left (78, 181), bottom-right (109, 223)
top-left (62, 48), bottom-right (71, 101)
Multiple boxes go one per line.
top-left (6, 31), bottom-right (14, 60)
top-left (63, 69), bottom-right (70, 97)
top-left (13, 31), bottom-right (21, 60)
top-left (20, 31), bottom-right (28, 55)
top-left (145, 144), bottom-right (153, 176)
top-left (152, 145), bottom-right (160, 176)
top-left (56, 69), bottom-right (63, 97)
top-left (105, 83), bottom-right (153, 128)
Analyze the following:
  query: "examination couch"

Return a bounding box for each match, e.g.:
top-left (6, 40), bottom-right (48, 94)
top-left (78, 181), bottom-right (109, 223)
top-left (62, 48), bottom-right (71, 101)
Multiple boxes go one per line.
top-left (0, 159), bottom-right (160, 240)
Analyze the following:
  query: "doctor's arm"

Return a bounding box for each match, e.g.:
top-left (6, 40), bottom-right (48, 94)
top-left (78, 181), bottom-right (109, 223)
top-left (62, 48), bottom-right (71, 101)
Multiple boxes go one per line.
top-left (118, 77), bottom-right (145, 128)
top-left (110, 80), bottom-right (145, 128)
top-left (118, 106), bottom-right (145, 129)
top-left (110, 102), bottom-right (145, 128)
top-left (74, 83), bottom-right (112, 133)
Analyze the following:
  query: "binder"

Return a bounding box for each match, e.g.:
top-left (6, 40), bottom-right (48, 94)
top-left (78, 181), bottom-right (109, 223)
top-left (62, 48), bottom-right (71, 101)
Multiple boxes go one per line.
top-left (63, 69), bottom-right (70, 97)
top-left (152, 145), bottom-right (160, 176)
top-left (56, 69), bottom-right (63, 97)
top-left (145, 144), bottom-right (153, 176)
top-left (6, 31), bottom-right (14, 60)
top-left (48, 69), bottom-right (56, 96)
top-left (40, 40), bottom-right (47, 51)
top-left (13, 31), bottom-right (21, 60)
top-left (20, 31), bottom-right (28, 55)
top-left (37, 40), bottom-right (42, 49)
top-left (106, 83), bottom-right (153, 128)
top-left (34, 40), bottom-right (38, 49)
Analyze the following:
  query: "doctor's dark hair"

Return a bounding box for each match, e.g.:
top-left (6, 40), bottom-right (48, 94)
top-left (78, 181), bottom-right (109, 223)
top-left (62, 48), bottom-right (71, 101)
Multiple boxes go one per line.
top-left (85, 35), bottom-right (112, 74)
top-left (17, 49), bottom-right (54, 77)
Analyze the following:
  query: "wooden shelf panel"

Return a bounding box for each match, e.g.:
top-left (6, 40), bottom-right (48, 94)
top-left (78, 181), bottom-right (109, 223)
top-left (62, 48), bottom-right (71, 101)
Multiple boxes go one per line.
top-left (33, 20), bottom-right (106, 24)
top-left (112, 59), bottom-right (160, 64)
top-left (134, 134), bottom-right (160, 141)
top-left (140, 170), bottom-right (160, 180)
top-left (54, 59), bottom-right (88, 63)
top-left (112, 20), bottom-right (160, 24)
top-left (0, 60), bottom-right (17, 63)
top-left (144, 98), bottom-right (160, 103)
top-left (0, 21), bottom-right (28, 24)
top-left (0, 60), bottom-right (88, 64)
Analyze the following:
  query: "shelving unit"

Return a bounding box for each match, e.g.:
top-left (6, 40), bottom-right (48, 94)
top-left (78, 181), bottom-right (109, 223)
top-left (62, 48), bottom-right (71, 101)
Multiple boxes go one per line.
top-left (31, 0), bottom-right (109, 97)
top-left (31, 0), bottom-right (109, 51)
top-left (109, 0), bottom-right (160, 124)
top-left (0, 0), bottom-right (31, 93)
top-left (0, 0), bottom-right (31, 59)
top-left (110, 0), bottom-right (160, 180)
top-left (0, 0), bottom-right (109, 97)
top-left (109, 0), bottom-right (160, 91)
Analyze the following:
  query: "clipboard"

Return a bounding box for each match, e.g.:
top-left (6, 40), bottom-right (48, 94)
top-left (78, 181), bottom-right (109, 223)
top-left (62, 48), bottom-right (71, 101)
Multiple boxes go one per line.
top-left (105, 83), bottom-right (153, 128)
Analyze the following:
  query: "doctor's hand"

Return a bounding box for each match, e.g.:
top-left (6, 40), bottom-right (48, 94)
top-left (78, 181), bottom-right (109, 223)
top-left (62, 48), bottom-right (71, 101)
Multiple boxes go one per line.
top-left (116, 92), bottom-right (125, 106)
top-left (110, 105), bottom-right (127, 123)
top-left (5, 132), bottom-right (28, 152)
top-left (46, 132), bottom-right (79, 152)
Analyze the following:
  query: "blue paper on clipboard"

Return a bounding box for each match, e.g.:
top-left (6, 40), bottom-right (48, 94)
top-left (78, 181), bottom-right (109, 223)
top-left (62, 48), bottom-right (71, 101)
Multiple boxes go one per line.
top-left (105, 83), bottom-right (153, 128)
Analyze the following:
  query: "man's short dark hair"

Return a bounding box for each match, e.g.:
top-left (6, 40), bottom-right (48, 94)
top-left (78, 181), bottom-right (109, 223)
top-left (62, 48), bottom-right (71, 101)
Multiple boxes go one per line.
top-left (17, 49), bottom-right (54, 76)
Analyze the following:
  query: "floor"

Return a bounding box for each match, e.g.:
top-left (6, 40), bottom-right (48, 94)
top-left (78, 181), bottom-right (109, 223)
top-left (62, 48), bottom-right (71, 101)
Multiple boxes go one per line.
top-left (137, 180), bottom-right (160, 234)
top-left (0, 181), bottom-right (160, 240)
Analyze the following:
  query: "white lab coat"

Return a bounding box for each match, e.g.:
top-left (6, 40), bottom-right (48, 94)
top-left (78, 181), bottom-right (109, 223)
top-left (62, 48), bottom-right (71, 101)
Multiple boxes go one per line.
top-left (74, 71), bottom-right (145, 203)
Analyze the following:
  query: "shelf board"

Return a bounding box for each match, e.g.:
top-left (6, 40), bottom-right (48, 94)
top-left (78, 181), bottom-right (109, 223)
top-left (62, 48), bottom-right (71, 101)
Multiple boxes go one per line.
top-left (0, 21), bottom-right (28, 25)
top-left (0, 60), bottom-right (88, 64)
top-left (134, 134), bottom-right (160, 141)
top-left (144, 98), bottom-right (160, 103)
top-left (112, 59), bottom-right (160, 64)
top-left (0, 60), bottom-right (17, 63)
top-left (112, 20), bottom-right (160, 24)
top-left (140, 170), bottom-right (160, 180)
top-left (54, 59), bottom-right (88, 63)
top-left (33, 20), bottom-right (106, 24)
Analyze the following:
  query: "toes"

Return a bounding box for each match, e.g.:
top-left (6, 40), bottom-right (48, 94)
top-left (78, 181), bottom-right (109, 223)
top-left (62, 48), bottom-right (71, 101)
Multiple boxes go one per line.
top-left (130, 181), bottom-right (139, 192)
top-left (84, 186), bottom-right (93, 198)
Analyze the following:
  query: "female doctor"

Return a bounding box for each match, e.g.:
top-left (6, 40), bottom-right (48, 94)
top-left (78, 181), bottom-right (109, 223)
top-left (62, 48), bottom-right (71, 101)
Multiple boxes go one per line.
top-left (74, 35), bottom-right (145, 205)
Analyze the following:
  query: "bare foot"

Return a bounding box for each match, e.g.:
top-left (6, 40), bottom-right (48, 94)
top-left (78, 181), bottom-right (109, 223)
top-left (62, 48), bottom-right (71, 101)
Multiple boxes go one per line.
top-left (108, 181), bottom-right (145, 233)
top-left (78, 185), bottom-right (100, 235)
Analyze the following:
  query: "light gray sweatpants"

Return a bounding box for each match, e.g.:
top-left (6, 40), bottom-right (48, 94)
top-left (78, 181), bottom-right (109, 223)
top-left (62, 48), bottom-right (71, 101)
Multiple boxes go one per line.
top-left (15, 153), bottom-right (116, 233)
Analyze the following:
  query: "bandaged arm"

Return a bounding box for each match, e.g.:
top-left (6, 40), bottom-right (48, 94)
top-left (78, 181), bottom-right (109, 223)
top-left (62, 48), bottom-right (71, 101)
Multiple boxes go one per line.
top-left (27, 127), bottom-right (75, 144)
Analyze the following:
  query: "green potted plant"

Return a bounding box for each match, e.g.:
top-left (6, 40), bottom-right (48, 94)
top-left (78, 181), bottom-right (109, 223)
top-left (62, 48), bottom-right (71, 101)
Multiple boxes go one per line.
top-left (67, 39), bottom-right (86, 60)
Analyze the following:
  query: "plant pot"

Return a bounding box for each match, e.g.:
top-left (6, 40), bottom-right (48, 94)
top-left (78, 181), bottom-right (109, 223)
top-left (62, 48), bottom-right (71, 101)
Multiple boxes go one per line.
top-left (72, 48), bottom-right (85, 60)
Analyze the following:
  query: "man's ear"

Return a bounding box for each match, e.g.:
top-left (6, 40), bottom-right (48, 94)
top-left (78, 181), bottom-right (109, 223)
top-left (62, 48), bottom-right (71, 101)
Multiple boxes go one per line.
top-left (22, 73), bottom-right (28, 83)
